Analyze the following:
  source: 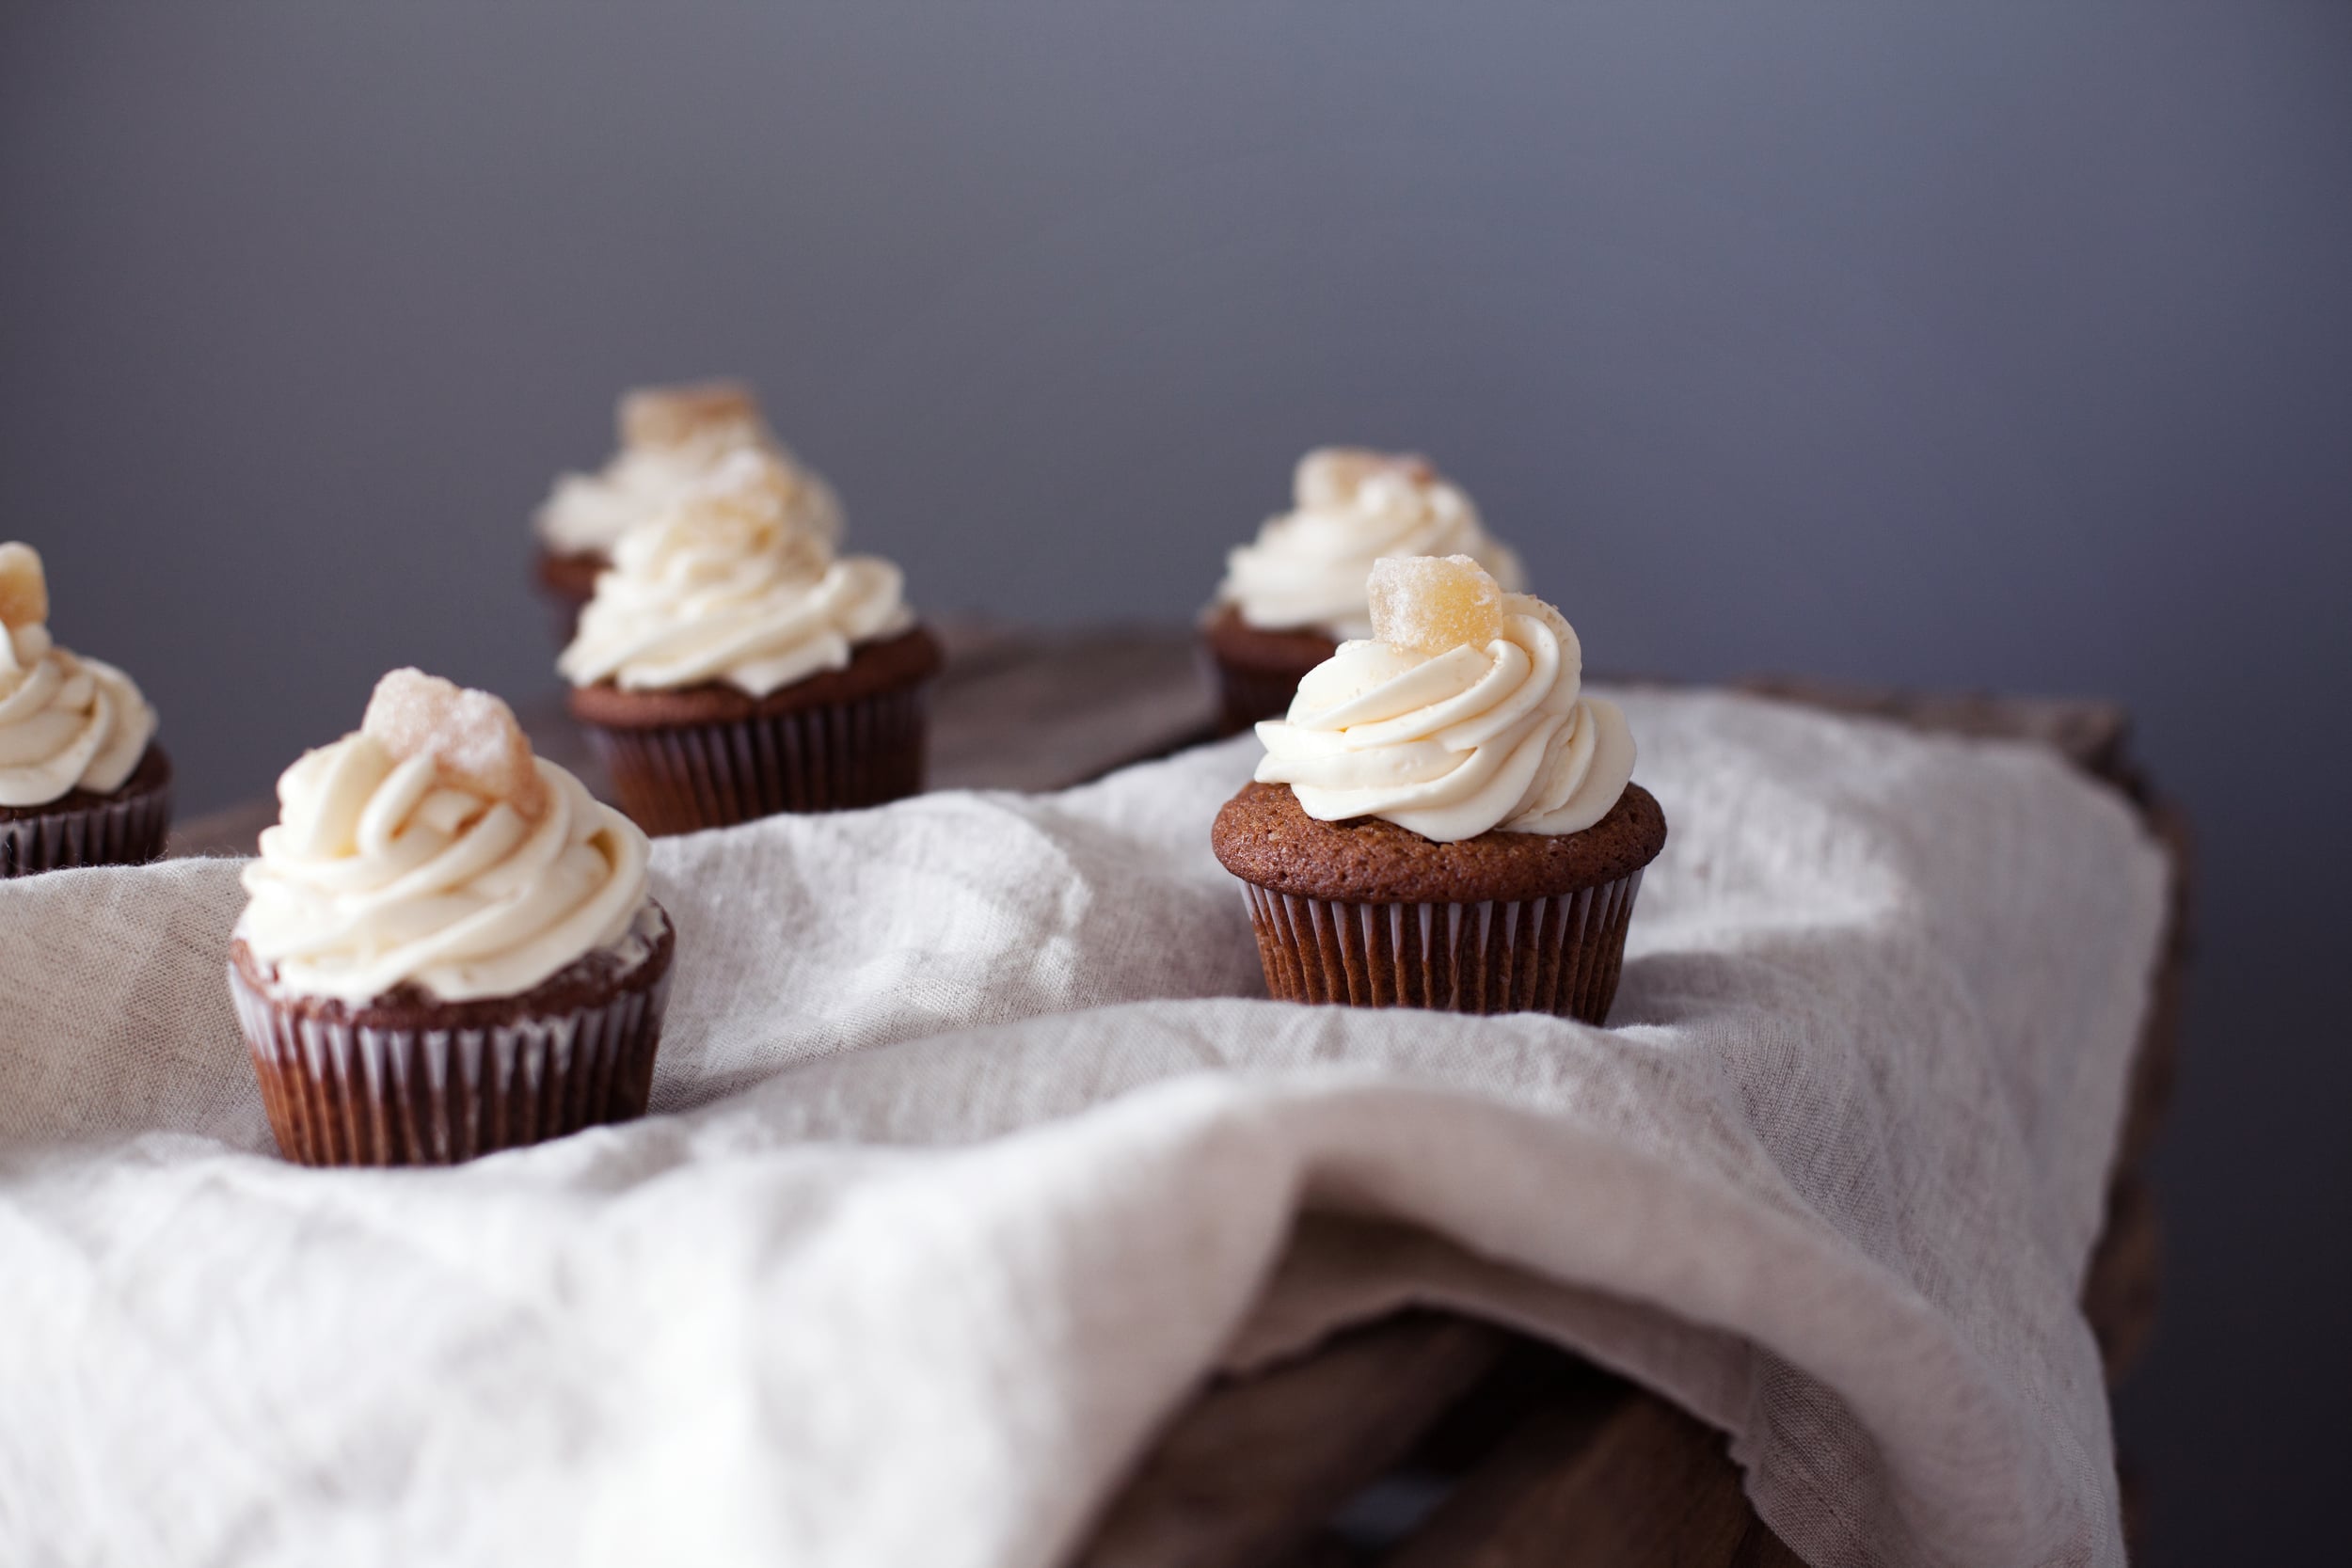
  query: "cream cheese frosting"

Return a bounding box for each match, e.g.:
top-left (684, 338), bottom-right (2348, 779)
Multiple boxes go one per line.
top-left (533, 380), bottom-right (842, 560)
top-left (557, 447), bottom-right (914, 698)
top-left (0, 543), bottom-right (158, 809)
top-left (1216, 449), bottom-right (1527, 639)
top-left (237, 670), bottom-right (652, 1004)
top-left (1253, 555), bottom-right (1633, 843)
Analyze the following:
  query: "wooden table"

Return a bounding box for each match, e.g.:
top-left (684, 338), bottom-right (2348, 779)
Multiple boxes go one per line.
top-left (169, 627), bottom-right (2187, 1565)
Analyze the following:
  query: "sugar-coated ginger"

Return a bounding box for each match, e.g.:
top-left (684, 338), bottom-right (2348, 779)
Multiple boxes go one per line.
top-left (1367, 554), bottom-right (1504, 657)
top-left (361, 669), bottom-right (549, 819)
top-left (0, 543), bottom-right (49, 633)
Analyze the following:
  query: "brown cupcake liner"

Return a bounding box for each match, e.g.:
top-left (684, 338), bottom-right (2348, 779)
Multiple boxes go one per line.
top-left (0, 754), bottom-right (173, 879)
top-left (581, 684), bottom-right (930, 835)
top-left (1238, 868), bottom-right (1646, 1023)
top-left (1206, 655), bottom-right (1309, 736)
top-left (230, 914), bottom-right (675, 1167)
top-left (1198, 609), bottom-right (1338, 736)
top-left (533, 546), bottom-right (601, 649)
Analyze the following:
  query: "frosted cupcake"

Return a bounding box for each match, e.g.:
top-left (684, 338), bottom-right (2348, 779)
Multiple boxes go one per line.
top-left (230, 670), bottom-right (674, 1165)
top-left (532, 380), bottom-right (838, 640)
top-left (1203, 449), bottom-right (1526, 733)
top-left (0, 543), bottom-right (171, 876)
top-left (560, 447), bottom-right (942, 833)
top-left (1212, 556), bottom-right (1663, 1023)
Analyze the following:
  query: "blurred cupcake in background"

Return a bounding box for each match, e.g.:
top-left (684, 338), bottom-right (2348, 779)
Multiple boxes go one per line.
top-left (1201, 449), bottom-right (1525, 733)
top-left (0, 542), bottom-right (171, 876)
top-left (1213, 554), bottom-right (1663, 1024)
top-left (231, 669), bottom-right (675, 1165)
top-left (531, 380), bottom-right (839, 641)
top-left (561, 447), bottom-right (942, 833)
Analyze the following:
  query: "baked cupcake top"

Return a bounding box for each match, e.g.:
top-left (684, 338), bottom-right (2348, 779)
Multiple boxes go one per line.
top-left (236, 670), bottom-right (652, 1004)
top-left (1216, 449), bottom-right (1525, 639)
top-left (1251, 555), bottom-right (1634, 844)
top-left (533, 380), bottom-right (842, 561)
top-left (0, 543), bottom-right (158, 809)
top-left (556, 447), bottom-right (914, 698)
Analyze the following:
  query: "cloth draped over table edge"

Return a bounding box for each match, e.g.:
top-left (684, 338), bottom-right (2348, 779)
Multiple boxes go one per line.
top-left (0, 691), bottom-right (2170, 1568)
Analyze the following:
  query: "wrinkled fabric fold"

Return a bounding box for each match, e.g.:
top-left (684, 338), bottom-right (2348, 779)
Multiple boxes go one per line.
top-left (0, 693), bottom-right (2166, 1568)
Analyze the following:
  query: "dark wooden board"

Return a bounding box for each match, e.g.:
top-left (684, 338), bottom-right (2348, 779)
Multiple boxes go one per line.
top-left (1383, 1383), bottom-right (1804, 1568)
top-left (1073, 1314), bottom-right (1507, 1568)
top-left (164, 621), bottom-right (1217, 860)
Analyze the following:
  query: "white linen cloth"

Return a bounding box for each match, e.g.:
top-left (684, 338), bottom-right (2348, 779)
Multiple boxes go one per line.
top-left (0, 690), bottom-right (2168, 1568)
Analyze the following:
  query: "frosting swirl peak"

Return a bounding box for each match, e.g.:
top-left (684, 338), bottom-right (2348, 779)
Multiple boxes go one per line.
top-left (0, 543), bottom-right (158, 808)
top-left (534, 380), bottom-right (841, 560)
top-left (237, 670), bottom-right (651, 1003)
top-left (557, 448), bottom-right (914, 698)
top-left (1253, 556), bottom-right (1633, 843)
top-left (1217, 449), bottom-right (1526, 638)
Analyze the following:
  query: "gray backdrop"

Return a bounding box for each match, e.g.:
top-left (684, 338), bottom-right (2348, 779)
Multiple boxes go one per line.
top-left (5, 4), bottom-right (2347, 1560)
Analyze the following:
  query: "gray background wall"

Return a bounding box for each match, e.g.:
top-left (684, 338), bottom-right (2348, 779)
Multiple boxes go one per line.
top-left (4, 3), bottom-right (2346, 1559)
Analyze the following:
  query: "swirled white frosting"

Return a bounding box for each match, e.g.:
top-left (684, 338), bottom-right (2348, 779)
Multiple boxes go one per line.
top-left (557, 448), bottom-right (914, 698)
top-left (1216, 449), bottom-right (1526, 638)
top-left (0, 545), bottom-right (158, 808)
top-left (237, 673), bottom-right (652, 1004)
top-left (1254, 589), bottom-right (1634, 844)
top-left (533, 386), bottom-right (841, 560)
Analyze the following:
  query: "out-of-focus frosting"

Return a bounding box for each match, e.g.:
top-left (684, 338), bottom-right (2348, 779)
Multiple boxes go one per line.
top-left (557, 448), bottom-right (914, 698)
top-left (1216, 449), bottom-right (1526, 638)
top-left (533, 381), bottom-right (842, 560)
top-left (0, 543), bottom-right (157, 808)
top-left (1253, 557), bottom-right (1633, 844)
top-left (237, 670), bottom-right (652, 1004)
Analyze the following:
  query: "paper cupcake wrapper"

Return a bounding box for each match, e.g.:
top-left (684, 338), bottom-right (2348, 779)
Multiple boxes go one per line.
top-left (230, 957), bottom-right (673, 1166)
top-left (1207, 657), bottom-right (1308, 737)
top-left (0, 778), bottom-right (173, 879)
top-left (583, 684), bottom-right (931, 835)
top-left (1239, 869), bottom-right (1645, 1023)
top-left (534, 562), bottom-right (597, 648)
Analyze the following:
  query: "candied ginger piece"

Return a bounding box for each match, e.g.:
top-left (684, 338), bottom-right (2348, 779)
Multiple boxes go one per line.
top-left (0, 543), bottom-right (49, 631)
top-left (1296, 448), bottom-right (1434, 511)
top-left (621, 380), bottom-right (762, 450)
top-left (1367, 554), bottom-right (1503, 657)
top-left (361, 669), bottom-right (548, 817)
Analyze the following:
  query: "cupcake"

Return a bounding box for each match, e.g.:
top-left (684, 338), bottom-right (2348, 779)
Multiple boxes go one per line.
top-left (1202, 448), bottom-right (1526, 733)
top-left (0, 543), bottom-right (171, 876)
top-left (559, 447), bottom-right (941, 833)
top-left (1212, 555), bottom-right (1663, 1023)
top-left (230, 669), bottom-right (675, 1165)
top-left (532, 380), bottom-right (839, 641)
